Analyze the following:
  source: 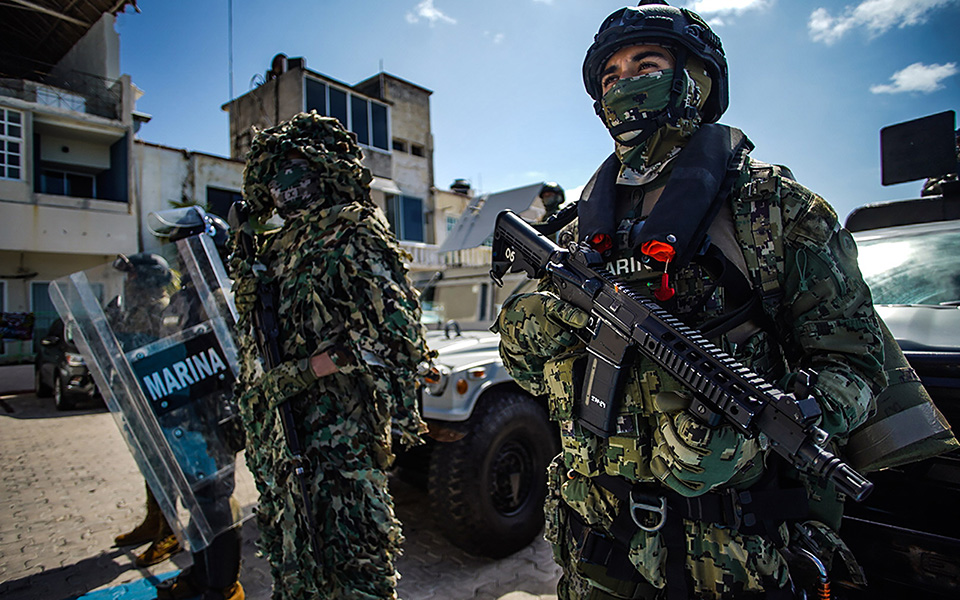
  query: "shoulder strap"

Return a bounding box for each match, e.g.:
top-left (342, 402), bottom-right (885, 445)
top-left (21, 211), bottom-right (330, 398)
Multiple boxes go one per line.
top-left (732, 162), bottom-right (788, 317)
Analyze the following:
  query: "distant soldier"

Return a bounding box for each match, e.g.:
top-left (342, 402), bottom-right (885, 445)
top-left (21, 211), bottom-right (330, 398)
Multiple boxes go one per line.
top-left (231, 112), bottom-right (428, 599)
top-left (109, 253), bottom-right (183, 568)
top-left (148, 207), bottom-right (244, 600)
top-left (539, 182), bottom-right (566, 221)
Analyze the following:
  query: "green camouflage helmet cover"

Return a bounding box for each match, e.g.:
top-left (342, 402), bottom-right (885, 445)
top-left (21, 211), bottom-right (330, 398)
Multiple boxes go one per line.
top-left (242, 111), bottom-right (373, 218)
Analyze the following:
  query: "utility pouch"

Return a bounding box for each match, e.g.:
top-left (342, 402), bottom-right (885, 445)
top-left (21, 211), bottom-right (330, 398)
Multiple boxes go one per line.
top-left (845, 319), bottom-right (959, 472)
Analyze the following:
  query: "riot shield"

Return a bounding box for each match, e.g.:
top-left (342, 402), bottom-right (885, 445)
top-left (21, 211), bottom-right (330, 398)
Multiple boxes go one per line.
top-left (48, 234), bottom-right (255, 551)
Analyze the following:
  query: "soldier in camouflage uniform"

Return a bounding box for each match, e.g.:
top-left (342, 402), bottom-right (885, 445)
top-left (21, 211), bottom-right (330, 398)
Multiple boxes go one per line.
top-left (495, 3), bottom-right (884, 599)
top-left (231, 112), bottom-right (428, 599)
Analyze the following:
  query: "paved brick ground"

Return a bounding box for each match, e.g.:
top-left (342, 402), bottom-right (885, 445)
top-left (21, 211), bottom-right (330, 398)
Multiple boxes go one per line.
top-left (0, 391), bottom-right (560, 600)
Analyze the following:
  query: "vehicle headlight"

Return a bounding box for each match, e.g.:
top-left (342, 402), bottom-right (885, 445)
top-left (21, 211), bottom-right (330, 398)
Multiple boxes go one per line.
top-left (65, 352), bottom-right (85, 367)
top-left (423, 364), bottom-right (450, 396)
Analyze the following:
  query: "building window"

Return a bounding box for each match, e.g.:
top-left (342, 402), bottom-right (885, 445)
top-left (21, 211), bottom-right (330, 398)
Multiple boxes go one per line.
top-left (328, 87), bottom-right (348, 126)
top-left (304, 76), bottom-right (390, 152)
top-left (351, 95), bottom-right (369, 146)
top-left (371, 103), bottom-right (388, 150)
top-left (206, 187), bottom-right (243, 220)
top-left (305, 79), bottom-right (326, 117)
top-left (386, 195), bottom-right (425, 242)
top-left (392, 139), bottom-right (407, 153)
top-left (446, 215), bottom-right (458, 232)
top-left (411, 143), bottom-right (425, 158)
top-left (39, 169), bottom-right (95, 198)
top-left (0, 108), bottom-right (22, 180)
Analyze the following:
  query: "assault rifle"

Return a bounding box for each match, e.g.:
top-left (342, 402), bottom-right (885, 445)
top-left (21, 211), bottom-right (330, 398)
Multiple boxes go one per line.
top-left (228, 201), bottom-right (323, 556)
top-left (489, 210), bottom-right (873, 502)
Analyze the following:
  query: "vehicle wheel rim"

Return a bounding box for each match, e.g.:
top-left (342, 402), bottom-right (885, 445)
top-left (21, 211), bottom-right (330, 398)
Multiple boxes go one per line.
top-left (489, 440), bottom-right (533, 516)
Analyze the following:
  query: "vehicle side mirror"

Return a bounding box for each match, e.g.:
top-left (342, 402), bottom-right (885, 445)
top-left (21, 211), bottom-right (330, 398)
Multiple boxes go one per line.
top-left (41, 336), bottom-right (60, 346)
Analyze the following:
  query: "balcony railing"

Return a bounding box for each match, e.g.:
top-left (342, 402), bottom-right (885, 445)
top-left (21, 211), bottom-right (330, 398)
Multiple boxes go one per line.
top-left (0, 68), bottom-right (122, 120)
top-left (399, 241), bottom-right (492, 269)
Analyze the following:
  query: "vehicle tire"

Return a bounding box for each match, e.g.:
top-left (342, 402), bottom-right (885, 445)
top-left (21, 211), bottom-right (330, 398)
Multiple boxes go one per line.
top-left (35, 366), bottom-right (53, 398)
top-left (428, 388), bottom-right (558, 558)
top-left (53, 376), bottom-right (75, 411)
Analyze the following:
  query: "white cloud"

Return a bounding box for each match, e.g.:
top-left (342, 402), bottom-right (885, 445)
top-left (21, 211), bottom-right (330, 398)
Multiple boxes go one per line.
top-left (685, 0), bottom-right (767, 26)
top-left (406, 0), bottom-right (456, 26)
top-left (809, 0), bottom-right (956, 44)
top-left (688, 0), bottom-right (768, 13)
top-left (532, 0), bottom-right (555, 4)
top-left (483, 31), bottom-right (506, 44)
top-left (870, 62), bottom-right (958, 94)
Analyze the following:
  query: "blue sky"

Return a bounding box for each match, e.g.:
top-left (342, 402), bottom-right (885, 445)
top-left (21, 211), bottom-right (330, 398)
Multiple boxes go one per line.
top-left (117, 0), bottom-right (960, 220)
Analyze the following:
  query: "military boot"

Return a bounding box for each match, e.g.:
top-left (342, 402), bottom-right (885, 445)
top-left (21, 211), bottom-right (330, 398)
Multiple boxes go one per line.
top-left (209, 583), bottom-right (244, 600)
top-left (135, 519), bottom-right (182, 567)
top-left (115, 485), bottom-right (164, 547)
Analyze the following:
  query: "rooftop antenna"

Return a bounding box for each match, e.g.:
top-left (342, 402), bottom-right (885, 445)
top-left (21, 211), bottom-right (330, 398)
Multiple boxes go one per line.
top-left (228, 0), bottom-right (234, 100)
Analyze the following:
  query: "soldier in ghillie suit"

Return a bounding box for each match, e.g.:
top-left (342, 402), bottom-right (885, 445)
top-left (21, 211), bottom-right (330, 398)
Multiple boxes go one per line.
top-left (231, 112), bottom-right (428, 599)
top-left (495, 2), bottom-right (885, 599)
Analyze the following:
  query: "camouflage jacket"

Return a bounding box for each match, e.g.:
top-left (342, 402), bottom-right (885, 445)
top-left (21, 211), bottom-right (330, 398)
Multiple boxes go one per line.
top-left (497, 158), bottom-right (885, 597)
top-left (233, 201), bottom-right (428, 447)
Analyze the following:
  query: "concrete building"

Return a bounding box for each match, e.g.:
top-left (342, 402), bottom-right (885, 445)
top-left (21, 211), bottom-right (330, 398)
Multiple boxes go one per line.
top-left (0, 3), bottom-right (140, 364)
top-left (223, 55), bottom-right (453, 276)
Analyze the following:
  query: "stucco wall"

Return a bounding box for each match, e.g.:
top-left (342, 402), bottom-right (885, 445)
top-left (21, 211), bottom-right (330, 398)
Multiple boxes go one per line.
top-left (385, 78), bottom-right (432, 202)
top-left (227, 69), bottom-right (303, 160)
top-left (136, 142), bottom-right (243, 253)
top-left (50, 14), bottom-right (121, 83)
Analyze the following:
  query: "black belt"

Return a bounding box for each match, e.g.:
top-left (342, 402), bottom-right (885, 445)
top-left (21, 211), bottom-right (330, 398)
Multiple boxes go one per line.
top-left (594, 473), bottom-right (808, 547)
top-left (574, 472), bottom-right (807, 600)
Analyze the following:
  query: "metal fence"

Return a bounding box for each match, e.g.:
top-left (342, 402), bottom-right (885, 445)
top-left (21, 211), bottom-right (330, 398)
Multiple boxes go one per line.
top-left (0, 68), bottom-right (122, 120)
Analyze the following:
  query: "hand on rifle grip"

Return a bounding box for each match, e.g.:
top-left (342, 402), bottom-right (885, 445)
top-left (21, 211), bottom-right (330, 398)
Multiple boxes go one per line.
top-left (496, 292), bottom-right (589, 358)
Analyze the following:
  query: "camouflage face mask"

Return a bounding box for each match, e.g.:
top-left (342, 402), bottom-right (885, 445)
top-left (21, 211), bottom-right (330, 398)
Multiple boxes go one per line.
top-left (268, 158), bottom-right (323, 217)
top-left (600, 69), bottom-right (678, 146)
top-left (601, 66), bottom-right (710, 182)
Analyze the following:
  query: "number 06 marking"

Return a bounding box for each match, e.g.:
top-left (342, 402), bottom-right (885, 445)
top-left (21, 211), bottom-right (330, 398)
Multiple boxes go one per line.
top-left (504, 247), bottom-right (516, 263)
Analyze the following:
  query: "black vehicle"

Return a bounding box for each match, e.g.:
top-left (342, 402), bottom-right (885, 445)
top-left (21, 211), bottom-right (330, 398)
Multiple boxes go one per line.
top-left (840, 111), bottom-right (960, 599)
top-left (34, 317), bottom-right (99, 410)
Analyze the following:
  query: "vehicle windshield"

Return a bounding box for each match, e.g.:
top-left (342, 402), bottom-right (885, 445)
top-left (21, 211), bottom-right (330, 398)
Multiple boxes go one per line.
top-left (855, 221), bottom-right (960, 306)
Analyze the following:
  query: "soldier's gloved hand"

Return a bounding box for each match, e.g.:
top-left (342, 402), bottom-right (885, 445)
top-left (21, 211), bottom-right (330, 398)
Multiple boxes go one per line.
top-left (650, 391), bottom-right (762, 497)
top-left (495, 291), bottom-right (588, 397)
top-left (230, 262), bottom-right (258, 317)
top-left (495, 292), bottom-right (589, 357)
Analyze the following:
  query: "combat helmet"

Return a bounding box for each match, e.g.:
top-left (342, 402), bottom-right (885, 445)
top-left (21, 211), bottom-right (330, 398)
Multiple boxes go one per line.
top-left (147, 206), bottom-right (230, 259)
top-left (538, 182), bottom-right (565, 211)
top-left (112, 253), bottom-right (173, 288)
top-left (583, 1), bottom-right (728, 127)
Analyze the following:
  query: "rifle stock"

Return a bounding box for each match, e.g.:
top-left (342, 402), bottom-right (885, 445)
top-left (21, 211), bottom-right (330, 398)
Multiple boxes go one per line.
top-left (490, 210), bottom-right (873, 502)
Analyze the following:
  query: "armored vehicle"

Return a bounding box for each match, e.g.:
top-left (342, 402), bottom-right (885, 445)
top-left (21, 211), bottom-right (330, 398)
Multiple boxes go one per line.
top-left (398, 272), bottom-right (557, 558)
top-left (841, 110), bottom-right (960, 598)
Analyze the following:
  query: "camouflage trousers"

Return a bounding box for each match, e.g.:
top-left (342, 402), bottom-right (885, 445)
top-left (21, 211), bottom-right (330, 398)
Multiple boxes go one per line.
top-left (545, 459), bottom-right (662, 600)
top-left (241, 388), bottom-right (402, 600)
